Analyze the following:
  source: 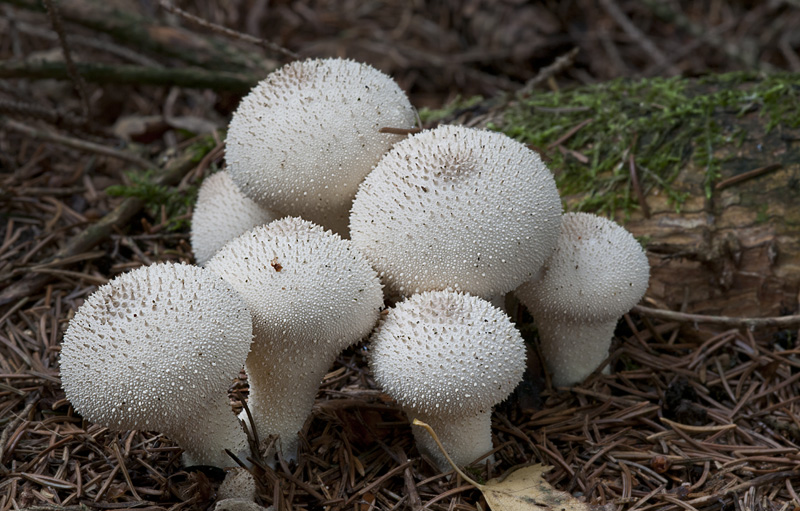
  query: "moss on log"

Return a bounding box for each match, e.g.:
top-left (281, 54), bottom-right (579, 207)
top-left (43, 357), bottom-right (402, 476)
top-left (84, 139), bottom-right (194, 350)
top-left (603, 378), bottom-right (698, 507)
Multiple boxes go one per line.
top-left (477, 72), bottom-right (800, 319)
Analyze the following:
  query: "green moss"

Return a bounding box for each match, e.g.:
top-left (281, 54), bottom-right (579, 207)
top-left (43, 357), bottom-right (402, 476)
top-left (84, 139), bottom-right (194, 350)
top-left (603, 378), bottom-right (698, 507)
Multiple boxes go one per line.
top-left (106, 170), bottom-right (198, 232)
top-left (497, 72), bottom-right (800, 216)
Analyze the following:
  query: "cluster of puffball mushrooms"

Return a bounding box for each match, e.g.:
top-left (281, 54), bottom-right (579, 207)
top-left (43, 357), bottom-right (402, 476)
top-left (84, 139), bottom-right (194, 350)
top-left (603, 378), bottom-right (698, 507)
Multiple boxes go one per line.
top-left (60, 58), bottom-right (650, 491)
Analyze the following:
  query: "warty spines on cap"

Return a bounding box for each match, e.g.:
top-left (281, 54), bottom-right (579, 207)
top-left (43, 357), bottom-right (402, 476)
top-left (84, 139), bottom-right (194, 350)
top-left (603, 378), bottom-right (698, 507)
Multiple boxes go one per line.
top-left (191, 171), bottom-right (279, 265)
top-left (350, 124), bottom-right (562, 298)
top-left (225, 58), bottom-right (415, 228)
top-left (516, 212), bottom-right (650, 323)
top-left (59, 262), bottom-right (252, 439)
top-left (368, 290), bottom-right (525, 417)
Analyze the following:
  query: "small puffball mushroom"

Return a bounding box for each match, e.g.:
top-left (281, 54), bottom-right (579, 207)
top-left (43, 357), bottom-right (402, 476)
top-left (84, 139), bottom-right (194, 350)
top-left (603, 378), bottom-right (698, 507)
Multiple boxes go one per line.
top-left (369, 291), bottom-right (526, 471)
top-left (214, 468), bottom-right (271, 511)
top-left (218, 468), bottom-right (257, 501)
top-left (205, 217), bottom-right (384, 462)
top-left (350, 124), bottom-right (562, 299)
top-left (191, 171), bottom-right (279, 265)
top-left (225, 58), bottom-right (415, 235)
top-left (59, 262), bottom-right (253, 468)
top-left (515, 212), bottom-right (650, 387)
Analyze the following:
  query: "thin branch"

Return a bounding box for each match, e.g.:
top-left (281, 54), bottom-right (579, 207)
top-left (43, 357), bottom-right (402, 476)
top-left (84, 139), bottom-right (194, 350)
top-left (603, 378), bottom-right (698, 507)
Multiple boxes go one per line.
top-left (12, 18), bottom-right (163, 67)
top-left (518, 47), bottom-right (580, 96)
top-left (6, 0), bottom-right (272, 73)
top-left (0, 117), bottom-right (153, 168)
top-left (714, 163), bottom-right (782, 191)
top-left (632, 304), bottom-right (800, 329)
top-left (0, 60), bottom-right (259, 93)
top-left (157, 0), bottom-right (298, 60)
top-left (42, 0), bottom-right (90, 120)
top-left (597, 0), bottom-right (670, 71)
top-left (0, 98), bottom-right (88, 130)
top-left (0, 145), bottom-right (211, 306)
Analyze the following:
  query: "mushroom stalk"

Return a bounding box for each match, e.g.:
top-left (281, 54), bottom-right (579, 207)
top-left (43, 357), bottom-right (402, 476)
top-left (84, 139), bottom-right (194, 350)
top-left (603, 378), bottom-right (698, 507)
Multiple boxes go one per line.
top-left (536, 319), bottom-right (618, 387)
top-left (206, 217), bottom-right (383, 463)
top-left (242, 339), bottom-right (341, 460)
top-left (515, 212), bottom-right (650, 387)
top-left (407, 409), bottom-right (493, 470)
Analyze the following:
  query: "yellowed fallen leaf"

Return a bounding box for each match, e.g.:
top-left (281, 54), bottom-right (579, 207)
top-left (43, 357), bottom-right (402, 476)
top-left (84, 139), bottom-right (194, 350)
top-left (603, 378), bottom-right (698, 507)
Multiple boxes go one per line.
top-left (482, 463), bottom-right (591, 511)
top-left (413, 419), bottom-right (597, 511)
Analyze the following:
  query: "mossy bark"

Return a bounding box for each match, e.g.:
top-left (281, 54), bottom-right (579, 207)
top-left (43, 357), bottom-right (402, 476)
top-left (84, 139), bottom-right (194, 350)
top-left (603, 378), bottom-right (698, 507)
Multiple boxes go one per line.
top-left (466, 73), bottom-right (800, 319)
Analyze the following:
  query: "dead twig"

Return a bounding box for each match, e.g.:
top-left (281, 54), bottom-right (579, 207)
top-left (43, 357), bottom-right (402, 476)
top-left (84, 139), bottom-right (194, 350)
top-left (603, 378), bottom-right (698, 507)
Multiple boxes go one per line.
top-left (518, 47), bottom-right (580, 96)
top-left (714, 163), bottom-right (782, 191)
top-left (42, 0), bottom-right (90, 121)
top-left (598, 0), bottom-right (670, 72)
top-left (0, 60), bottom-right (259, 93)
top-left (633, 304), bottom-right (800, 329)
top-left (0, 117), bottom-right (152, 169)
top-left (0, 144), bottom-right (212, 306)
top-left (158, 0), bottom-right (298, 60)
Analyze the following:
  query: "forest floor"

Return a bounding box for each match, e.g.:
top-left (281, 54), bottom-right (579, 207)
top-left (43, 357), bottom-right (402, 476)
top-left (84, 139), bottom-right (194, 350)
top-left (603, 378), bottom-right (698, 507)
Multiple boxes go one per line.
top-left (2, 1), bottom-right (800, 510)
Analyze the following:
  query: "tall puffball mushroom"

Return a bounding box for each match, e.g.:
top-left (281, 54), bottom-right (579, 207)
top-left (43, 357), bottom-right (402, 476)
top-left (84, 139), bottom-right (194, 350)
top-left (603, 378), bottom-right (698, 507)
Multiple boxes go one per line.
top-left (59, 262), bottom-right (253, 468)
top-left (191, 171), bottom-right (279, 266)
top-left (205, 217), bottom-right (384, 462)
top-left (369, 290), bottom-right (526, 472)
top-left (225, 58), bottom-right (416, 235)
top-left (515, 212), bottom-right (650, 387)
top-left (350, 124), bottom-right (562, 299)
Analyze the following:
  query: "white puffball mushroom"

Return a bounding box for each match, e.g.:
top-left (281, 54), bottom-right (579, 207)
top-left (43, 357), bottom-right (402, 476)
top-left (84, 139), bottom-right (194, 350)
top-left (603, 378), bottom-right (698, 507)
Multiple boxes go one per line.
top-left (205, 217), bottom-right (384, 462)
top-left (515, 212), bottom-right (650, 387)
top-left (191, 171), bottom-right (279, 266)
top-left (59, 262), bottom-right (253, 468)
top-left (218, 468), bottom-right (257, 501)
top-left (368, 290), bottom-right (526, 472)
top-left (225, 58), bottom-right (416, 235)
top-left (214, 468), bottom-right (270, 511)
top-left (350, 124), bottom-right (562, 299)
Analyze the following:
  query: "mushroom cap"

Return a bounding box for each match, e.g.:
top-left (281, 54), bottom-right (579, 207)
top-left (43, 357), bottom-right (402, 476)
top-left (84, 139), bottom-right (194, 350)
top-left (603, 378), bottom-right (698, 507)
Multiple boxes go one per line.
top-left (368, 290), bottom-right (525, 417)
top-left (515, 212), bottom-right (650, 323)
top-left (205, 217), bottom-right (384, 459)
top-left (191, 171), bottom-right (279, 266)
top-left (59, 263), bottom-right (253, 467)
top-left (225, 58), bottom-right (415, 228)
top-left (349, 124), bottom-right (562, 298)
top-left (205, 216), bottom-right (384, 360)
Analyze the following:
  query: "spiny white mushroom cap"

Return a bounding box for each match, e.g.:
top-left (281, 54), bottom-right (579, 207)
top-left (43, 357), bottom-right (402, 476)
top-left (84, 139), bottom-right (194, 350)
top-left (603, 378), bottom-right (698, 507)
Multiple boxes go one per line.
top-left (350, 124), bottom-right (562, 298)
top-left (205, 217), bottom-right (384, 460)
top-left (59, 262), bottom-right (253, 468)
top-left (368, 290), bottom-right (525, 469)
top-left (369, 291), bottom-right (525, 417)
top-left (225, 58), bottom-right (415, 230)
top-left (515, 212), bottom-right (650, 324)
top-left (191, 171), bottom-right (279, 266)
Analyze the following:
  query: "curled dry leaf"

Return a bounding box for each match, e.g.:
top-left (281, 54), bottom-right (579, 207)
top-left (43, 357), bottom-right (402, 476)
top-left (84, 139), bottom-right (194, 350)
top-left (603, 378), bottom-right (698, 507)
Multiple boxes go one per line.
top-left (413, 419), bottom-right (610, 511)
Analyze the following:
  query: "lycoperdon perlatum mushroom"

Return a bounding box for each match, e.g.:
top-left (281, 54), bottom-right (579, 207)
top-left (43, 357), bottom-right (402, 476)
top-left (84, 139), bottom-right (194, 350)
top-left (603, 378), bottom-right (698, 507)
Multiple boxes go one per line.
top-left (349, 124), bottom-right (562, 299)
top-left (225, 57), bottom-right (416, 235)
top-left (191, 170), bottom-right (279, 266)
top-left (515, 212), bottom-right (650, 387)
top-left (205, 217), bottom-right (384, 462)
top-left (368, 290), bottom-right (526, 472)
top-left (59, 262), bottom-right (253, 468)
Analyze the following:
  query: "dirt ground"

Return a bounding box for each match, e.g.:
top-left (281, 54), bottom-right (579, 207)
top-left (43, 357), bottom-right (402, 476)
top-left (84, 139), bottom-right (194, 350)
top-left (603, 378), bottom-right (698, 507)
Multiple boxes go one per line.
top-left (1, 1), bottom-right (800, 510)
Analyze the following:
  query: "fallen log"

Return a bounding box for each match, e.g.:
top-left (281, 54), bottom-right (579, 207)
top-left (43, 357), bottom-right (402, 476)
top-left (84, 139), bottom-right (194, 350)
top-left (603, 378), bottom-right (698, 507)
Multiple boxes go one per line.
top-left (471, 72), bottom-right (800, 319)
